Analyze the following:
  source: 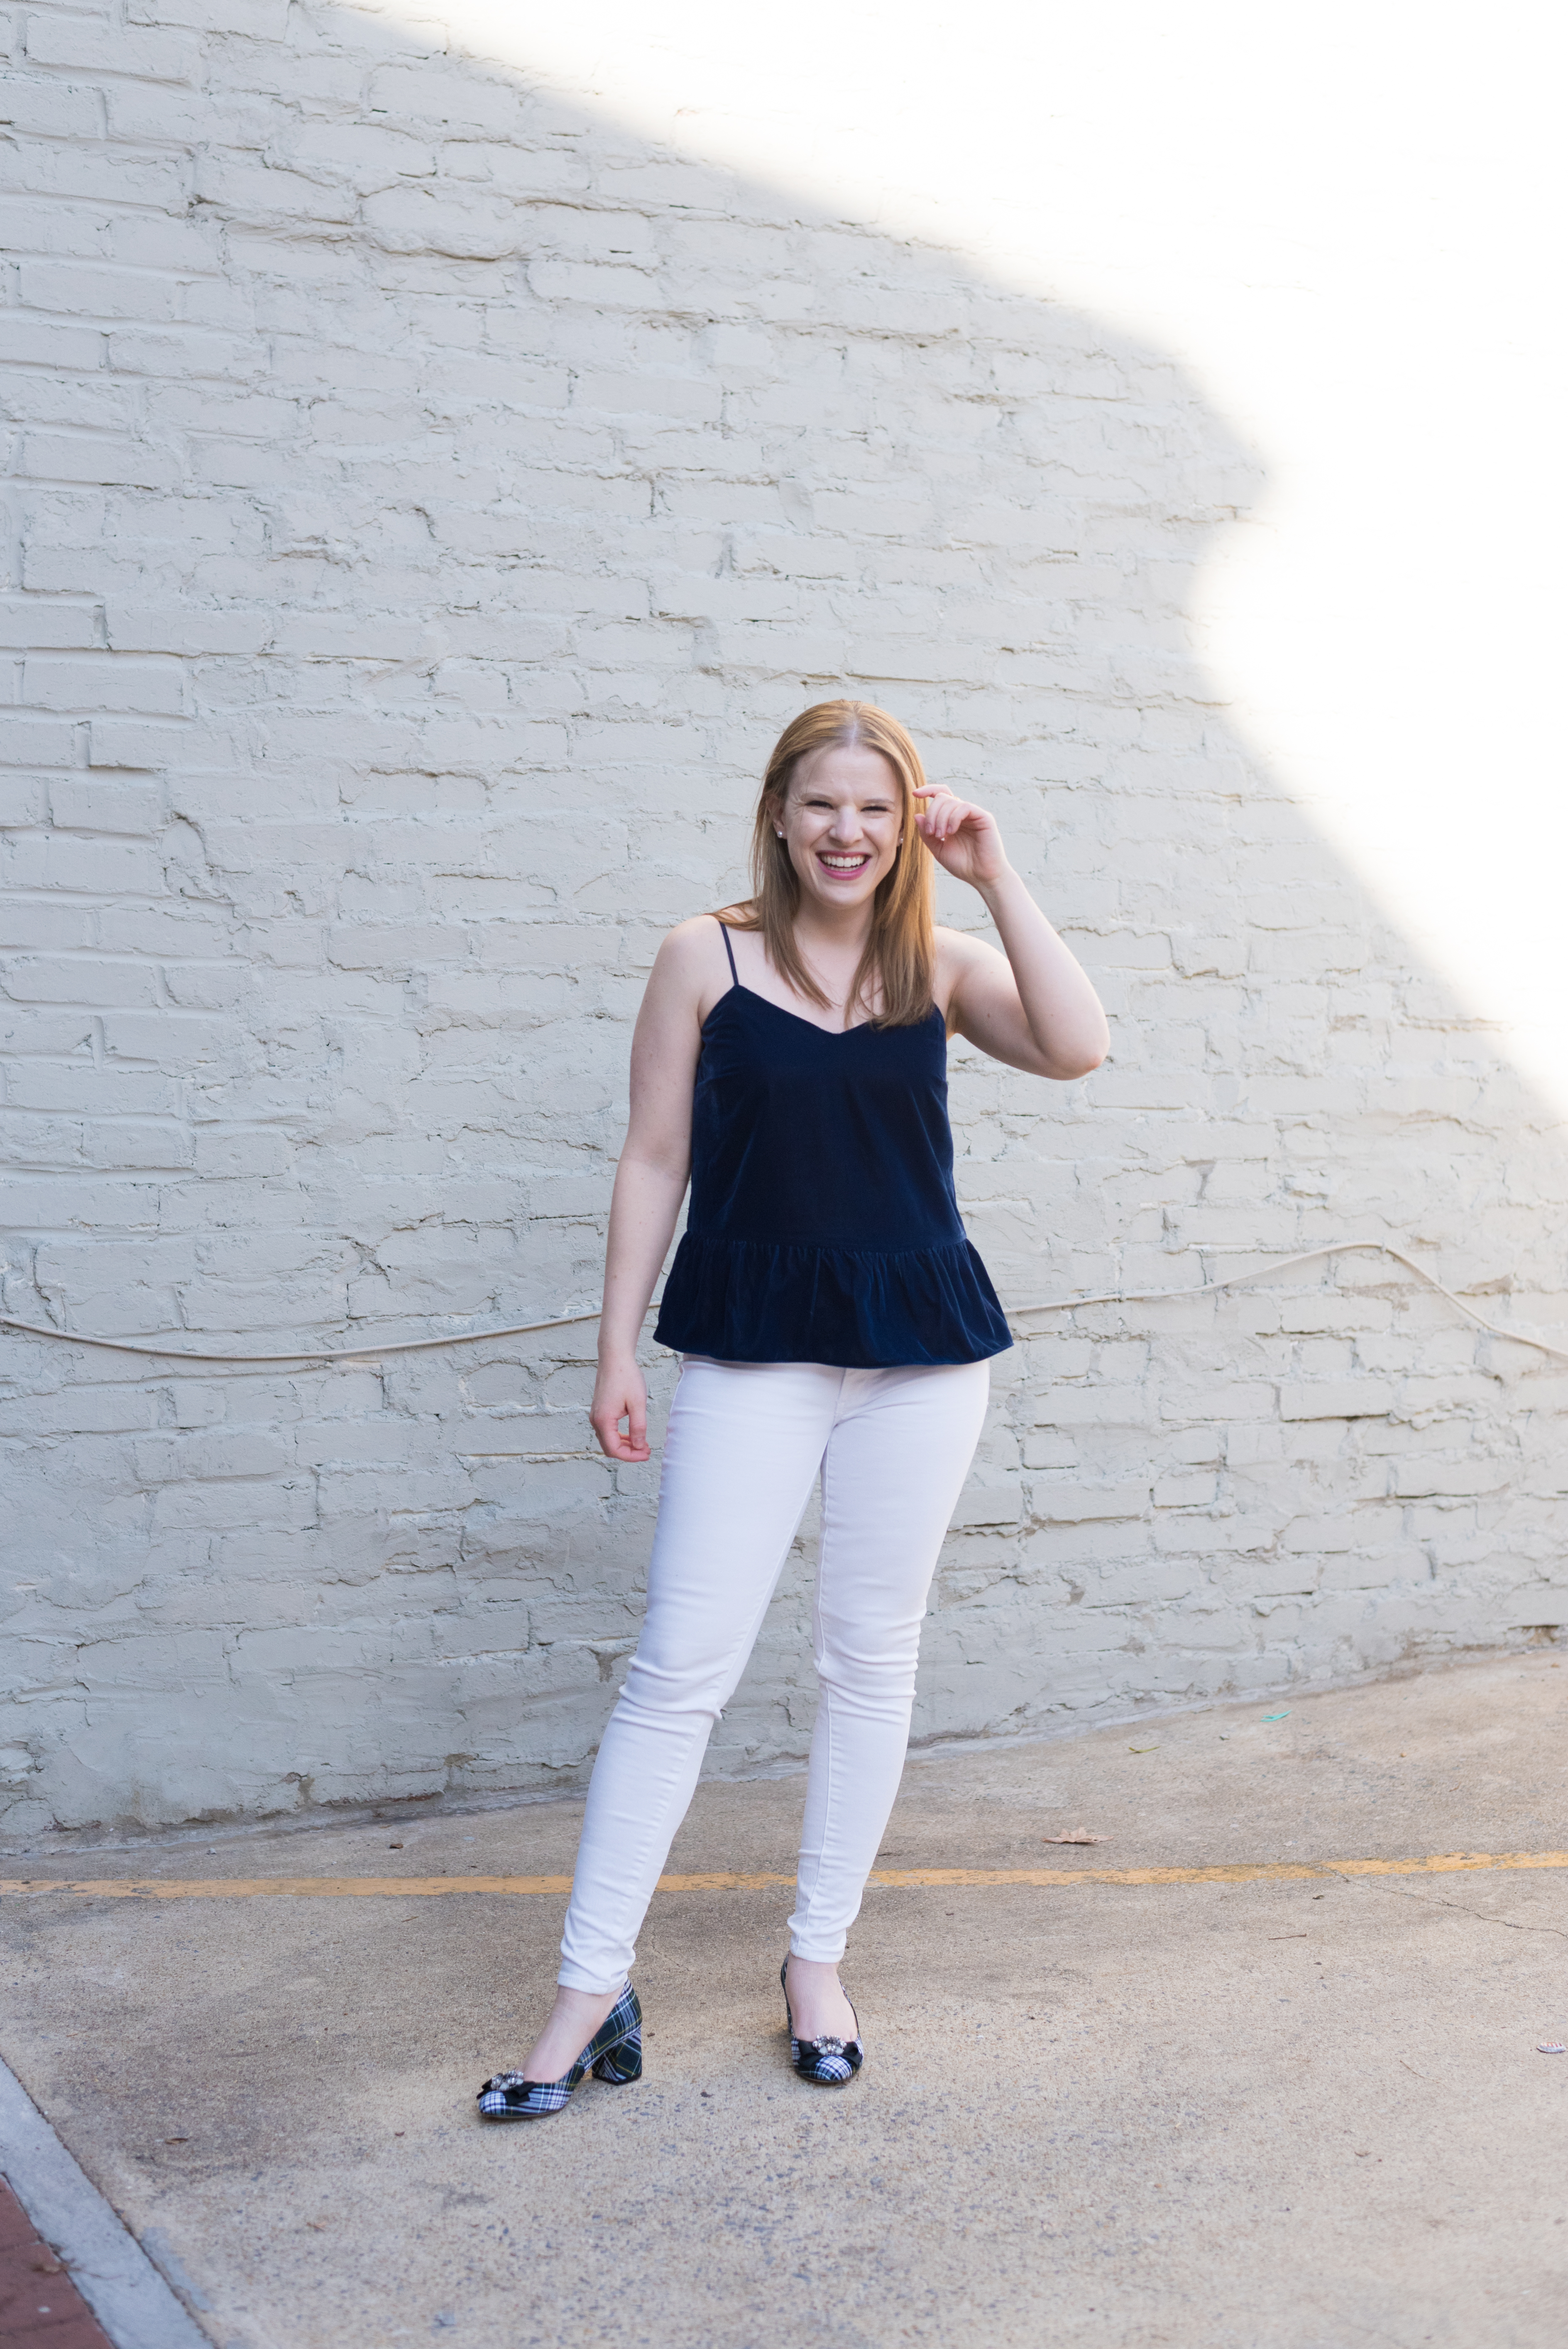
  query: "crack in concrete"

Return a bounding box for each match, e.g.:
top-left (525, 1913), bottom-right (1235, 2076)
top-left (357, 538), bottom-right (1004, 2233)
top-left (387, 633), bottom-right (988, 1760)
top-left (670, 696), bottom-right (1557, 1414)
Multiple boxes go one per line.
top-left (1354, 1874), bottom-right (1568, 1941)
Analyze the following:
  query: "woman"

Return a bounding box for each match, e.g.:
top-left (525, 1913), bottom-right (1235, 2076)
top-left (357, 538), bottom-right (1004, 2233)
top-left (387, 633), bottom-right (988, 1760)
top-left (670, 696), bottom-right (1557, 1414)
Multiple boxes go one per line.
top-left (478, 700), bottom-right (1107, 2118)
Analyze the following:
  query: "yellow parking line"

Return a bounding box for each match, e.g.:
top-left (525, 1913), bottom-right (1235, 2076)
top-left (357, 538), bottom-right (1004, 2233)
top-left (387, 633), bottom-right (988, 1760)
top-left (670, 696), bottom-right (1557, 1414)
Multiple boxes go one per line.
top-left (2, 1850), bottom-right (1566, 1900)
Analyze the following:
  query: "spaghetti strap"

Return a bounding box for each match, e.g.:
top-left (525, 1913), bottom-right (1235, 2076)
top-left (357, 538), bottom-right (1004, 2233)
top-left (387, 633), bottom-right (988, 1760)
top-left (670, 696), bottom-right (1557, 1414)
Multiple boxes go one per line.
top-left (714, 915), bottom-right (739, 989)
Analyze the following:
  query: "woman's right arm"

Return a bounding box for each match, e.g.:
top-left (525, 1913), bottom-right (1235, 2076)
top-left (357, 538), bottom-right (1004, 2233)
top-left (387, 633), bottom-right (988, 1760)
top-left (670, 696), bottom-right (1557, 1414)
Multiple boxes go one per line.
top-left (590, 922), bottom-right (712, 1463)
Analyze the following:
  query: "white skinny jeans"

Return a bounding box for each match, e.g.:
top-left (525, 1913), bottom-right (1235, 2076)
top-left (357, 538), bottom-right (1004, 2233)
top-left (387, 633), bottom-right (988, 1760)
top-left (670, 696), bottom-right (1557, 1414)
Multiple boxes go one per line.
top-left (557, 1355), bottom-right (991, 1992)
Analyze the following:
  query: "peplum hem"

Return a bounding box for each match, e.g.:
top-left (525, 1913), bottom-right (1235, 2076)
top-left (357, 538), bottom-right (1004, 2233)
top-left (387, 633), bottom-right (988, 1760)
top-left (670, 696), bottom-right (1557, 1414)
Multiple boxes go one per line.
top-left (653, 1231), bottom-right (1013, 1370)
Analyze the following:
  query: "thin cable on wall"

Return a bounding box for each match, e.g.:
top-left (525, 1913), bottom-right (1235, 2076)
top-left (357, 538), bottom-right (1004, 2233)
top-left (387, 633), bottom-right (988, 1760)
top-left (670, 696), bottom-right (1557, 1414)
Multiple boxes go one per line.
top-left (2, 1241), bottom-right (1565, 1366)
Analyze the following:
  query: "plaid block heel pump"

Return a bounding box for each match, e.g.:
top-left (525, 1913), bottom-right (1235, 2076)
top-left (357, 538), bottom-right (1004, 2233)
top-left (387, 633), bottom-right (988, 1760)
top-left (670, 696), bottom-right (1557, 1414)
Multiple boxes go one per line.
top-left (477, 1983), bottom-right (643, 2121)
top-left (780, 1959), bottom-right (863, 2087)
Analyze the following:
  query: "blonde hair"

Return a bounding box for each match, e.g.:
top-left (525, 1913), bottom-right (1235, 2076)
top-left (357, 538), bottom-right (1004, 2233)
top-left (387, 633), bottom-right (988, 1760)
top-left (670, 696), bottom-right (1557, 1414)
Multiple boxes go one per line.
top-left (720, 700), bottom-right (936, 1028)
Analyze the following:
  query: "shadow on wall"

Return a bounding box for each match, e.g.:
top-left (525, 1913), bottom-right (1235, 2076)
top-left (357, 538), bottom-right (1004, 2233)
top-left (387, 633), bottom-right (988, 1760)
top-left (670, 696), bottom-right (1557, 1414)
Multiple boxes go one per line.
top-left (3, 1), bottom-right (1566, 1836)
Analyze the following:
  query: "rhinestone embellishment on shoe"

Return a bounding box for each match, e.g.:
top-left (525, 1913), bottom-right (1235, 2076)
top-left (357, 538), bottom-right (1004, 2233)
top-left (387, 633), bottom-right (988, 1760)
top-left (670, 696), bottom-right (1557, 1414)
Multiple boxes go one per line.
top-left (780, 1958), bottom-right (863, 2087)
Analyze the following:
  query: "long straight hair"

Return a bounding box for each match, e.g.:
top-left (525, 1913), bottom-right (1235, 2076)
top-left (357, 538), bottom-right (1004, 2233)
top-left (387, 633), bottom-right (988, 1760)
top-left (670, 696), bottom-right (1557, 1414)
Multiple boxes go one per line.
top-left (720, 700), bottom-right (936, 1027)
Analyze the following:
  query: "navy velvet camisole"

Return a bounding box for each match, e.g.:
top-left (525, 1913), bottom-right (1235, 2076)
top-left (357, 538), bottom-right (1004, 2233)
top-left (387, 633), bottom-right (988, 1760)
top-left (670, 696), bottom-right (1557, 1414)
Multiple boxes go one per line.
top-left (652, 921), bottom-right (1012, 1368)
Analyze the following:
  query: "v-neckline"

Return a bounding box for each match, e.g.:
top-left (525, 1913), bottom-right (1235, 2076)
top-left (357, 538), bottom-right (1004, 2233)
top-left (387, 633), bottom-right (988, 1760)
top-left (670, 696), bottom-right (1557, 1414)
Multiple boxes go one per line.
top-left (706, 984), bottom-right (947, 1041)
top-left (732, 983), bottom-right (871, 1040)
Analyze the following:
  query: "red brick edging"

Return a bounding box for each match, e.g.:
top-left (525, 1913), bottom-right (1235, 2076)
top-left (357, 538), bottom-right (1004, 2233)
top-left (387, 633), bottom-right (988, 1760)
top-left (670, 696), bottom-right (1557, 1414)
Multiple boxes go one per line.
top-left (0, 2174), bottom-right (114, 2348)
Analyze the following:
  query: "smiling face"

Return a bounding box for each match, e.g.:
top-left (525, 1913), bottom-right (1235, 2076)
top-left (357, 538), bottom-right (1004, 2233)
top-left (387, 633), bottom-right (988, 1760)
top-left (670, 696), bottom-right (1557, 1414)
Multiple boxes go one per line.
top-left (773, 741), bottom-right (905, 913)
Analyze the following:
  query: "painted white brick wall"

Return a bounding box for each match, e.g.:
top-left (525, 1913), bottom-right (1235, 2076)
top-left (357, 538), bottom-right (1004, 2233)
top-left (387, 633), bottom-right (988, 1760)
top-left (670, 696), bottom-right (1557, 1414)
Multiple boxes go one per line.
top-left (3, 1), bottom-right (1566, 1835)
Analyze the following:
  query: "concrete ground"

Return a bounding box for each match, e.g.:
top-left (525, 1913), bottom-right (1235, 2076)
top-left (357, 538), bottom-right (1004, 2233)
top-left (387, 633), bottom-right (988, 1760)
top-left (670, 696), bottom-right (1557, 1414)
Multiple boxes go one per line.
top-left (3, 1654), bottom-right (1568, 2349)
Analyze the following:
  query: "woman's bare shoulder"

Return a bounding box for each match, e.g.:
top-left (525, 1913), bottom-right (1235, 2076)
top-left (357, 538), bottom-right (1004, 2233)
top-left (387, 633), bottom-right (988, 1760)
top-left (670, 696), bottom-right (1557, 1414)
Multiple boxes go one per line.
top-left (664, 903), bottom-right (754, 943)
top-left (662, 913), bottom-right (719, 949)
top-left (932, 925), bottom-right (1009, 1033)
top-left (932, 923), bottom-right (998, 991)
top-left (648, 910), bottom-right (751, 1021)
top-left (647, 916), bottom-right (715, 988)
top-left (933, 922), bottom-right (998, 959)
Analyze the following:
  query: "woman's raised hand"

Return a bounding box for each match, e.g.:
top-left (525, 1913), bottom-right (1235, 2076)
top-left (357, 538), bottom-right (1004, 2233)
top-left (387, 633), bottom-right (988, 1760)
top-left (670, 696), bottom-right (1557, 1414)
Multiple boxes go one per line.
top-left (592, 1358), bottom-right (651, 1463)
top-left (912, 785), bottom-right (1008, 891)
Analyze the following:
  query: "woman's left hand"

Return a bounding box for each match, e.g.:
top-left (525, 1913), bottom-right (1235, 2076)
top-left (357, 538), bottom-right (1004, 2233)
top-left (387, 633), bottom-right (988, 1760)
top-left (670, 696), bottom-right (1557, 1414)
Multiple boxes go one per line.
top-left (912, 785), bottom-right (1008, 891)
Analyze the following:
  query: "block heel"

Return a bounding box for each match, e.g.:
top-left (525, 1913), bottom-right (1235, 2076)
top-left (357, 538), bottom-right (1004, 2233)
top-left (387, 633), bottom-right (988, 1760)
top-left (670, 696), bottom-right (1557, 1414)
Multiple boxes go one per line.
top-left (593, 2026), bottom-right (643, 2085)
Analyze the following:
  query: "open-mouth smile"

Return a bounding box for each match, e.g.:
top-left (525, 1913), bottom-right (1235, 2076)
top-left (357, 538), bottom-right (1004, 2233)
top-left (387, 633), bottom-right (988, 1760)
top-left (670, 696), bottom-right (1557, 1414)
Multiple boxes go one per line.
top-left (816, 851), bottom-right (873, 874)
